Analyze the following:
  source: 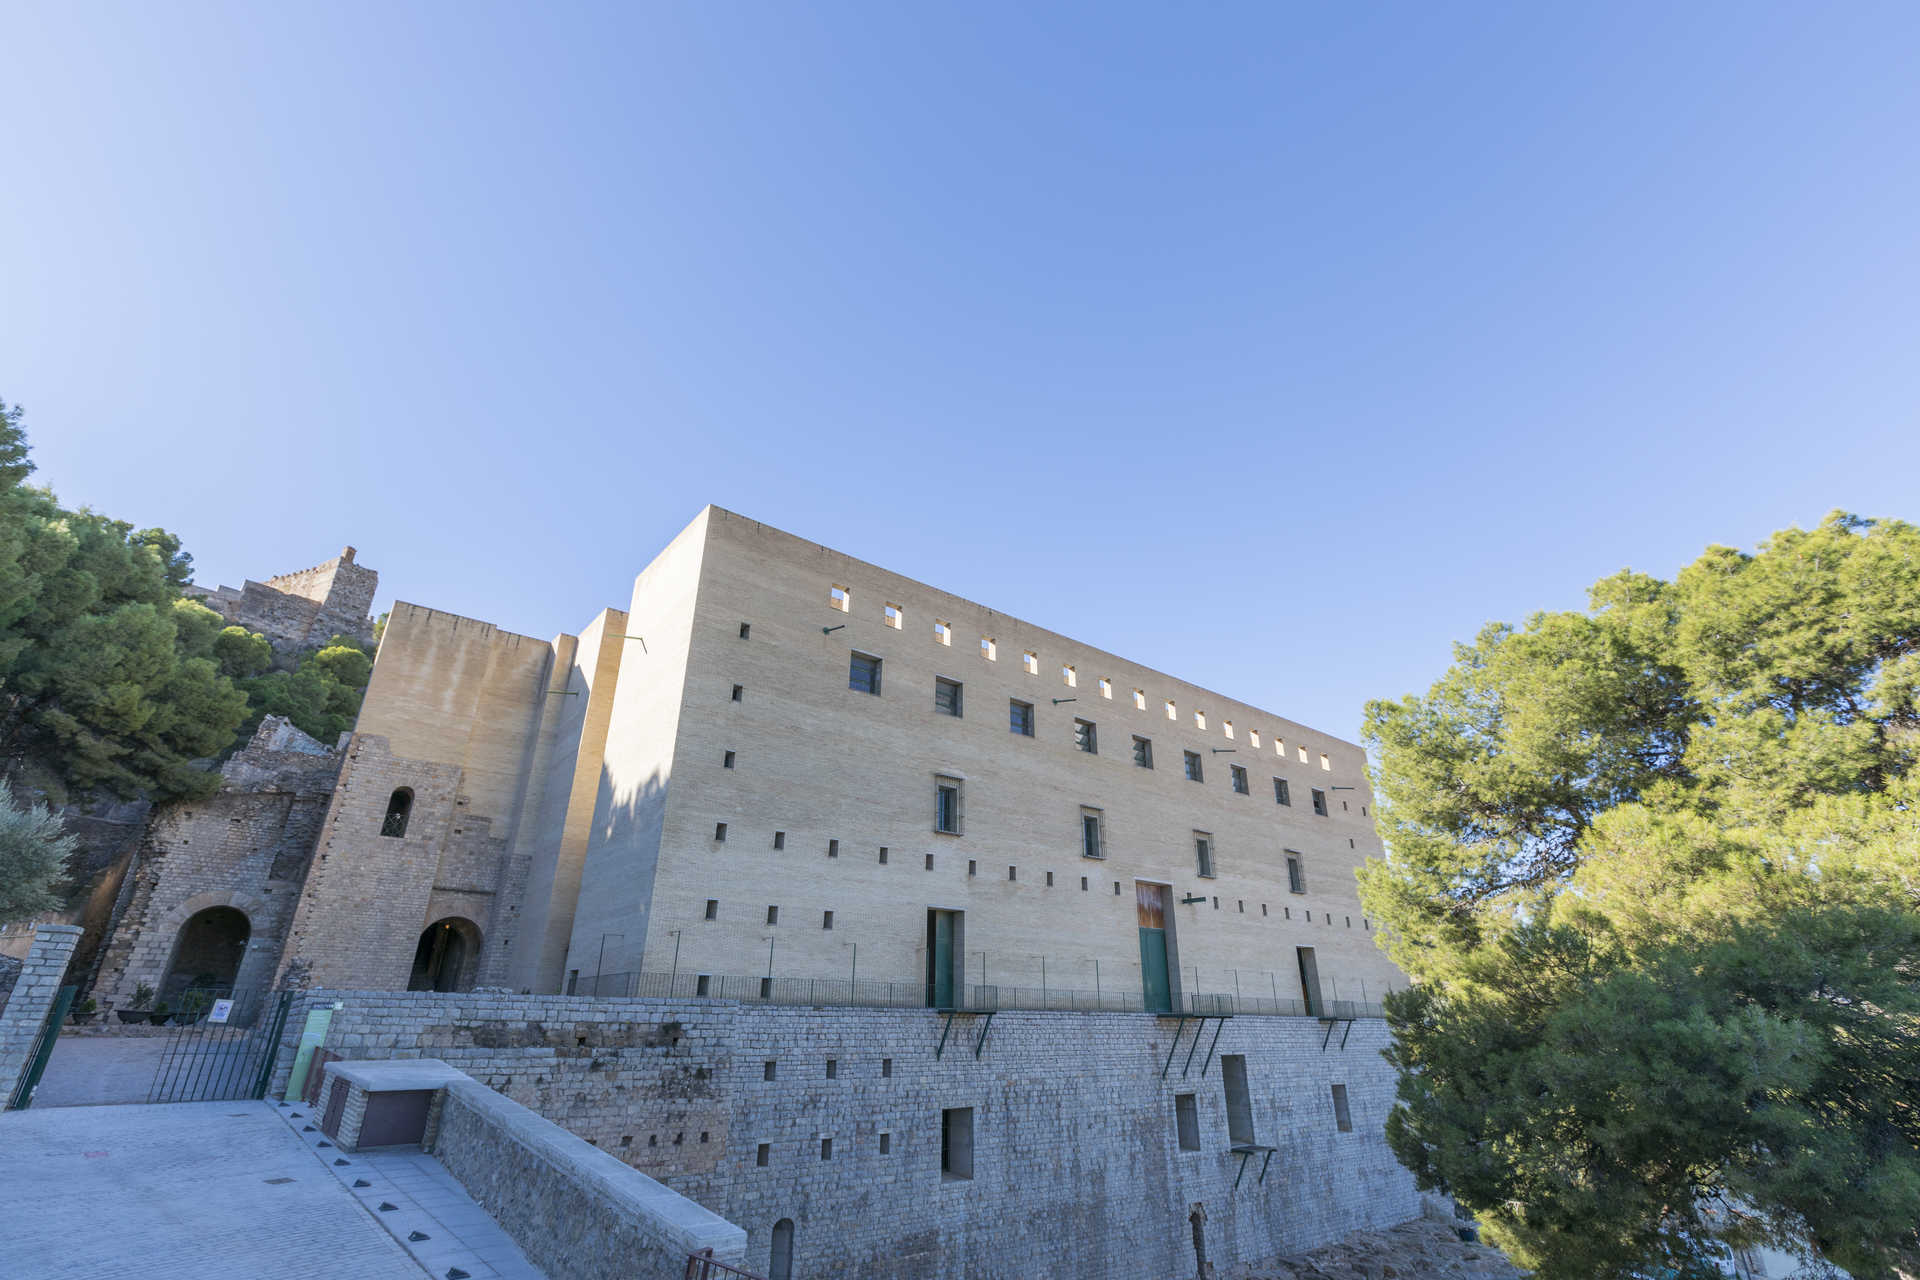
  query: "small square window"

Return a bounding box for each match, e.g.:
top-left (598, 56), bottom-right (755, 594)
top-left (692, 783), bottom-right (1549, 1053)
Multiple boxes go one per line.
top-left (884, 603), bottom-right (903, 629)
top-left (823, 910), bottom-right (835, 929)
top-left (1022, 650), bottom-right (1039, 675)
top-left (826, 1059), bottom-right (837, 1078)
top-left (1230, 764), bottom-right (1249, 795)
top-left (935, 677), bottom-right (963, 718)
top-left (1080, 807), bottom-right (1104, 860)
top-left (1098, 677), bottom-right (1112, 699)
top-left (739, 622), bottom-right (751, 639)
top-left (756, 1143), bottom-right (770, 1166)
top-left (880, 1132), bottom-right (892, 1153)
top-left (981, 636), bottom-right (997, 661)
top-left (1194, 832), bottom-right (1214, 878)
top-left (723, 750), bottom-right (735, 769)
top-left (1183, 751), bottom-right (1203, 783)
top-left (830, 584), bottom-right (850, 612)
top-left (925, 853), bottom-right (934, 871)
top-left (821, 1137), bottom-right (833, 1160)
top-left (1062, 664), bottom-right (1077, 687)
top-left (705, 899), bottom-right (719, 920)
top-left (1009, 699), bottom-right (1035, 737)
top-left (936, 777), bottom-right (963, 834)
top-left (1132, 736), bottom-right (1153, 769)
top-left (879, 846), bottom-right (889, 864)
top-left (828, 839), bottom-right (839, 858)
top-left (1312, 788), bottom-right (1328, 816)
top-left (1008, 865), bottom-right (1016, 881)
top-left (1074, 718), bottom-right (1097, 754)
top-left (714, 822), bottom-right (728, 842)
top-left (1274, 777), bottom-right (1291, 806)
top-left (696, 974), bottom-right (711, 996)
top-left (731, 684), bottom-right (743, 702)
top-left (849, 652), bottom-right (882, 695)
top-left (934, 619), bottom-right (952, 646)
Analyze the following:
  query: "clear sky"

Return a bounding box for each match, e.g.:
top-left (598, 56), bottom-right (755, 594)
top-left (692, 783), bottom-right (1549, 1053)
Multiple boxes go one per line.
top-left (5, 3), bottom-right (1918, 743)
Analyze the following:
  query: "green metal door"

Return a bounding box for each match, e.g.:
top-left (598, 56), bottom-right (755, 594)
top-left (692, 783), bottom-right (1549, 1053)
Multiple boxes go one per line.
top-left (928, 910), bottom-right (955, 1008)
top-left (1136, 883), bottom-right (1172, 1013)
top-left (7, 985), bottom-right (75, 1110)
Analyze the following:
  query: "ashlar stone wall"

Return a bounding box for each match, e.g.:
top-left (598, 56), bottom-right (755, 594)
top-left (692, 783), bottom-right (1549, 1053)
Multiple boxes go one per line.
top-left (276, 989), bottom-right (1419, 1280)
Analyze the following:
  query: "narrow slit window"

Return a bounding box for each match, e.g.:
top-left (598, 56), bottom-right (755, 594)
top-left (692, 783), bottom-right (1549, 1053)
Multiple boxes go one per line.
top-left (1080, 807), bottom-right (1104, 860)
top-left (723, 750), bottom-right (736, 769)
top-left (1175, 1093), bottom-right (1200, 1151)
top-left (772, 831), bottom-right (785, 850)
top-left (1299, 745), bottom-right (1309, 763)
top-left (1133, 688), bottom-right (1146, 710)
top-left (981, 636), bottom-right (997, 661)
top-left (739, 622), bottom-right (751, 639)
top-left (935, 776), bottom-right (963, 834)
top-left (1312, 788), bottom-right (1328, 816)
top-left (1194, 710), bottom-right (1207, 730)
top-left (766, 905), bottom-right (778, 924)
top-left (1230, 764), bottom-right (1249, 795)
top-left (1248, 729), bottom-right (1261, 748)
top-left (1022, 650), bottom-right (1039, 675)
top-left (381, 788), bottom-right (413, 838)
top-left (1061, 664), bottom-right (1076, 687)
top-left (705, 899), bottom-right (719, 920)
top-left (714, 822), bottom-right (728, 842)
top-left (732, 684), bottom-right (744, 702)
top-left (1331, 1083), bottom-right (1353, 1132)
top-left (1287, 854), bottom-right (1306, 894)
top-left (1097, 677), bottom-right (1112, 699)
top-left (1194, 831), bottom-right (1215, 878)
top-left (941, 1107), bottom-right (974, 1181)
top-left (1133, 736), bottom-right (1153, 769)
top-left (823, 910), bottom-right (834, 929)
top-left (828, 839), bottom-right (839, 858)
top-left (1165, 698), bottom-right (1177, 721)
top-left (1321, 752), bottom-right (1332, 772)
top-left (878, 846), bottom-right (889, 864)
top-left (1223, 720), bottom-right (1234, 739)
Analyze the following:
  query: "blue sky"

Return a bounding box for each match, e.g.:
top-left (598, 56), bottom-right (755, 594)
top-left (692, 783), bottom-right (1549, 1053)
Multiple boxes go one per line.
top-left (5, 2), bottom-right (1918, 742)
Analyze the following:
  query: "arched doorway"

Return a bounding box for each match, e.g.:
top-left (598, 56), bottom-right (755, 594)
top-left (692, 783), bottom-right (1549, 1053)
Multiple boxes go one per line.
top-left (769, 1218), bottom-right (794, 1280)
top-left (408, 917), bottom-right (481, 992)
top-left (160, 906), bottom-right (251, 1004)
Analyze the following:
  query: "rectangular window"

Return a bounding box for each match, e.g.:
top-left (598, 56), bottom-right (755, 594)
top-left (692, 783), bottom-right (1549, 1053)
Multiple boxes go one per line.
top-left (1062, 664), bottom-right (1076, 687)
top-left (823, 910), bottom-right (834, 929)
top-left (772, 831), bottom-right (785, 850)
top-left (1221, 1055), bottom-right (1254, 1146)
top-left (705, 899), bottom-right (719, 920)
top-left (1133, 688), bottom-right (1146, 710)
top-left (884, 602), bottom-right (903, 629)
top-left (731, 684), bottom-right (743, 702)
top-left (1074, 718), bottom-right (1097, 754)
top-left (1194, 709), bottom-right (1207, 730)
top-left (1248, 729), bottom-right (1261, 748)
top-left (1132, 736), bottom-right (1153, 769)
top-left (1311, 788), bottom-right (1328, 816)
top-left (1009, 699), bottom-right (1034, 737)
top-left (1273, 777), bottom-right (1291, 806)
top-left (766, 905), bottom-right (778, 925)
top-left (882, 1058), bottom-right (893, 1078)
top-left (849, 651), bottom-right (882, 695)
top-left (1230, 764), bottom-right (1249, 795)
top-left (821, 1137), bottom-right (833, 1160)
top-left (878, 846), bottom-right (889, 864)
top-left (826, 1059), bottom-right (837, 1078)
top-left (1174, 1093), bottom-right (1200, 1151)
top-left (1223, 720), bottom-right (1234, 739)
top-left (934, 619), bottom-right (952, 646)
top-left (1299, 745), bottom-right (1309, 763)
top-left (1331, 1083), bottom-right (1353, 1132)
top-left (981, 636), bottom-right (997, 661)
top-left (828, 839), bottom-right (839, 858)
top-left (739, 622), bottom-right (751, 639)
top-left (879, 1132), bottom-right (891, 1154)
top-left (1165, 698), bottom-right (1177, 721)
top-left (696, 974), bottom-right (711, 996)
top-left (934, 677), bottom-right (963, 718)
top-left (1022, 650), bottom-right (1038, 675)
top-left (1287, 854), bottom-right (1305, 894)
top-left (1321, 752), bottom-right (1332, 772)
top-left (714, 822), bottom-right (728, 842)
top-left (829, 584), bottom-right (850, 612)
top-left (941, 1107), bottom-right (974, 1181)
top-left (722, 750), bottom-right (735, 769)
top-left (756, 1143), bottom-right (770, 1166)
top-left (1183, 751), bottom-right (1203, 782)
top-left (1098, 677), bottom-right (1112, 699)
top-left (1194, 832), bottom-right (1214, 878)
top-left (1080, 807), bottom-right (1104, 860)
top-left (1008, 865), bottom-right (1016, 881)
top-left (935, 777), bottom-right (962, 834)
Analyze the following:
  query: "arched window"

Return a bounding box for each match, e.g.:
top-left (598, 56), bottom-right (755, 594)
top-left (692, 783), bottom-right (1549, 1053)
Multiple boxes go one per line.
top-left (769, 1219), bottom-right (794, 1280)
top-left (381, 788), bottom-right (413, 838)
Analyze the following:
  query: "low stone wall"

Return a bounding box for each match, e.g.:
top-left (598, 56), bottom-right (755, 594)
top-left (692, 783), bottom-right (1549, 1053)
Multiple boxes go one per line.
top-left (272, 989), bottom-right (1421, 1279)
top-left (0, 925), bottom-right (82, 1105)
top-left (433, 1072), bottom-right (747, 1277)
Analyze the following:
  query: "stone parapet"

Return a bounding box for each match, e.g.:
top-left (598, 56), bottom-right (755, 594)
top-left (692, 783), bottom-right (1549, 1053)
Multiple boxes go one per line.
top-left (0, 924), bottom-right (82, 1105)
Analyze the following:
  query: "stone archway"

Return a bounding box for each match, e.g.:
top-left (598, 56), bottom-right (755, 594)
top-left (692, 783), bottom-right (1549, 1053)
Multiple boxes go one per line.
top-left (159, 906), bottom-right (251, 1005)
top-left (408, 917), bottom-right (482, 993)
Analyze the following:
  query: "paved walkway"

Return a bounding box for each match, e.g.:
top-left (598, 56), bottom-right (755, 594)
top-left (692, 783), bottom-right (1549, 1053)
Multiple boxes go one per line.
top-left (28, 1035), bottom-right (172, 1106)
top-left (0, 1101), bottom-right (425, 1279)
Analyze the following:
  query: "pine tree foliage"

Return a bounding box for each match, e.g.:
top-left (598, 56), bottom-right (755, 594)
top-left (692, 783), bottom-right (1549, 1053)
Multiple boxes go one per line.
top-left (1363, 513), bottom-right (1920, 1278)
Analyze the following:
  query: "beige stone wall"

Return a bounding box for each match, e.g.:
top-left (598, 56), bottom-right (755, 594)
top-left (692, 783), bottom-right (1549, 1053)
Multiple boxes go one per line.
top-left (564, 514), bottom-right (712, 984)
top-left (629, 508), bottom-right (1403, 1008)
top-left (278, 604), bottom-right (564, 989)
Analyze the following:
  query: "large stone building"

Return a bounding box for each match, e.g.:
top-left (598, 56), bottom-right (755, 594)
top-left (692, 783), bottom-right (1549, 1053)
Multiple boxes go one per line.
top-left (274, 506), bottom-right (1403, 1017)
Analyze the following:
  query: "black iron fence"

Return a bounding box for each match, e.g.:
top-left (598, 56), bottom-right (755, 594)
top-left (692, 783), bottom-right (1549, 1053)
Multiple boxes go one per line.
top-left (566, 970), bottom-right (1385, 1020)
top-left (147, 990), bottom-right (294, 1103)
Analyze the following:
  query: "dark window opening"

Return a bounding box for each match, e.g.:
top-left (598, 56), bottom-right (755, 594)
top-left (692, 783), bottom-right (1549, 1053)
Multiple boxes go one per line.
top-left (942, 1107), bottom-right (974, 1181)
top-left (935, 677), bottom-right (963, 718)
top-left (381, 788), bottom-right (413, 838)
top-left (1175, 1093), bottom-right (1200, 1151)
top-left (1230, 764), bottom-right (1249, 795)
top-left (1311, 788), bottom-right (1328, 816)
top-left (1009, 699), bottom-right (1034, 737)
top-left (1184, 751), bottom-right (1203, 783)
top-left (849, 652), bottom-right (882, 695)
top-left (1274, 777), bottom-right (1291, 806)
top-left (1133, 736), bottom-right (1153, 769)
top-left (1332, 1083), bottom-right (1353, 1132)
top-left (1074, 718), bottom-right (1097, 754)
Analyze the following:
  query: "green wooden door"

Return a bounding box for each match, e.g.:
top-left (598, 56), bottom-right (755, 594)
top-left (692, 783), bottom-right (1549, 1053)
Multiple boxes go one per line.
top-left (928, 910), bottom-right (955, 1008)
top-left (1136, 883), bottom-right (1172, 1013)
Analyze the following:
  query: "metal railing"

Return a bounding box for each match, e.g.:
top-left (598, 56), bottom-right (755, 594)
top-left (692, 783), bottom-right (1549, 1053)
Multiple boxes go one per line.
top-left (684, 1250), bottom-right (765, 1280)
top-left (567, 970), bottom-right (1384, 1020)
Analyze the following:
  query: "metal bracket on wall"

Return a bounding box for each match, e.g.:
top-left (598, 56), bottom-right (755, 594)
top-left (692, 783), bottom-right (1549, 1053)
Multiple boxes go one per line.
top-left (1231, 1143), bottom-right (1277, 1189)
top-left (1320, 1018), bottom-right (1355, 1052)
top-left (610, 633), bottom-right (649, 653)
top-left (933, 1009), bottom-right (995, 1061)
top-left (1160, 1012), bottom-right (1233, 1079)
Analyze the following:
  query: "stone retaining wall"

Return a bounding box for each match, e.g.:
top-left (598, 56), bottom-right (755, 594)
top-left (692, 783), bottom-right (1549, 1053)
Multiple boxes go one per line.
top-left (0, 925), bottom-right (81, 1105)
top-left (274, 989), bottom-right (1420, 1279)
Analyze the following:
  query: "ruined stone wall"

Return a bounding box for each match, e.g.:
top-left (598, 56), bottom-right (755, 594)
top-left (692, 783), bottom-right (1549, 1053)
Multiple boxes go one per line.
top-left (276, 990), bottom-right (1419, 1280)
top-left (186, 546), bottom-right (378, 653)
top-left (90, 717), bottom-right (342, 1016)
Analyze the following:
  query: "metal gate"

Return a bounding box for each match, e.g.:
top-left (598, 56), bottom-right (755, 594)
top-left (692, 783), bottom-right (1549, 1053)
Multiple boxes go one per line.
top-left (5, 985), bottom-right (76, 1110)
top-left (147, 990), bottom-right (294, 1103)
